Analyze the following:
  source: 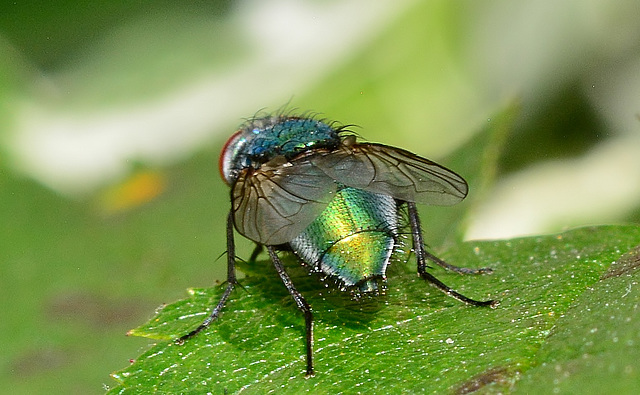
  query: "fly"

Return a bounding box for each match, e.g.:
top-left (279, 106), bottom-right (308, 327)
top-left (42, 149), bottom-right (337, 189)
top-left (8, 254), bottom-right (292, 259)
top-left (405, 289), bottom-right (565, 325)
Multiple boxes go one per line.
top-left (178, 114), bottom-right (498, 376)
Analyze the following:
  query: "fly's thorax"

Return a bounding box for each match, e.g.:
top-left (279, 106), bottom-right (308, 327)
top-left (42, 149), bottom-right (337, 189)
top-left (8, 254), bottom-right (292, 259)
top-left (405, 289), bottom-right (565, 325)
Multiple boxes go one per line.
top-left (289, 186), bottom-right (399, 291)
top-left (219, 115), bottom-right (341, 184)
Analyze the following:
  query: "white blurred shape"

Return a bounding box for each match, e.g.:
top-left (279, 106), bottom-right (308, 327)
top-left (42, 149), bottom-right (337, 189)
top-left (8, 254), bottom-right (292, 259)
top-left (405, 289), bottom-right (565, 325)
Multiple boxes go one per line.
top-left (7, 0), bottom-right (412, 195)
top-left (467, 136), bottom-right (640, 240)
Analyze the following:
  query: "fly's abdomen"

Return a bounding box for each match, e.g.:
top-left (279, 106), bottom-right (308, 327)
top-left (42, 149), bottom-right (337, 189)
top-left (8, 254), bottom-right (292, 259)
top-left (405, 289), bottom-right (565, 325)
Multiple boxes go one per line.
top-left (289, 187), bottom-right (398, 290)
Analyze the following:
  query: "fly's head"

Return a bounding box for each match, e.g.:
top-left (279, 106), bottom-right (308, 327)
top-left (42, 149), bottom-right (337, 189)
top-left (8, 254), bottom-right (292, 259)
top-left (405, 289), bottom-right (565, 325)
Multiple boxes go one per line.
top-left (219, 115), bottom-right (342, 186)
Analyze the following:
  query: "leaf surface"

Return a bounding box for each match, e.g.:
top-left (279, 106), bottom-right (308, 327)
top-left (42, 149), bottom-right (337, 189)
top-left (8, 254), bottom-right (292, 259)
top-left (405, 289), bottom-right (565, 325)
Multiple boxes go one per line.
top-left (108, 225), bottom-right (640, 394)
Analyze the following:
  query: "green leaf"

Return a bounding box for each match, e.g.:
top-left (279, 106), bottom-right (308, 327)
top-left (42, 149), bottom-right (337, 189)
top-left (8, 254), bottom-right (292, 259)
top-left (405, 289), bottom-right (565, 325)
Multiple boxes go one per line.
top-left (513, 244), bottom-right (640, 394)
top-left (108, 225), bottom-right (640, 393)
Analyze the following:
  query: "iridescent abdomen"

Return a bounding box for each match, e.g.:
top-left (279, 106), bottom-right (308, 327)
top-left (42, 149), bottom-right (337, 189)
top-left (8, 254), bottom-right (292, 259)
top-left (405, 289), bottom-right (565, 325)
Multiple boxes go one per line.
top-left (289, 186), bottom-right (398, 290)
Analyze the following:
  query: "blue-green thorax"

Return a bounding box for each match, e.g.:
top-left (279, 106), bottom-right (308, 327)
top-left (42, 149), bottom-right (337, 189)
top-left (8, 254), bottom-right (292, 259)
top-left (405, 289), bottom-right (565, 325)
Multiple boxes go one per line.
top-left (219, 116), bottom-right (340, 185)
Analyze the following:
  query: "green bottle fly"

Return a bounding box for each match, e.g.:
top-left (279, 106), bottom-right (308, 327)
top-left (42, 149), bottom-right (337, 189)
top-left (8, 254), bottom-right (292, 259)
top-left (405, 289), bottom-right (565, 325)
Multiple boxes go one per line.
top-left (179, 114), bottom-right (498, 376)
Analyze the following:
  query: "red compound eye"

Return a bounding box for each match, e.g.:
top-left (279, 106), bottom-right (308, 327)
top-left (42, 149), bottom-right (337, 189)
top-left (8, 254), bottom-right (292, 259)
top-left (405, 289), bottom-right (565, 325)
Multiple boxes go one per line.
top-left (218, 129), bottom-right (244, 185)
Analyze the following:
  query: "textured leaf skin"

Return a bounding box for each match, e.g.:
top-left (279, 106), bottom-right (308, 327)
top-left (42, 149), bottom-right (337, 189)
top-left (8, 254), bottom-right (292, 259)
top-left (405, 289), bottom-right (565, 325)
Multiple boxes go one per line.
top-left (108, 225), bottom-right (640, 394)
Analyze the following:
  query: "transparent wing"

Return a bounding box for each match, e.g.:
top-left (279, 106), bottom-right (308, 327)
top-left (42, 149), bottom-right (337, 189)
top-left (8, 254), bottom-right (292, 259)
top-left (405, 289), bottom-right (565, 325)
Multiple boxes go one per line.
top-left (310, 142), bottom-right (468, 205)
top-left (232, 156), bottom-right (337, 245)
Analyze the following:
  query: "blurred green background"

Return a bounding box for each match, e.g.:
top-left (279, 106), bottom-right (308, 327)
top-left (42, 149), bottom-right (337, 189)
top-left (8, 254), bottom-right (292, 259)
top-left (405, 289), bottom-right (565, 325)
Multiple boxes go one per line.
top-left (1, 1), bottom-right (639, 393)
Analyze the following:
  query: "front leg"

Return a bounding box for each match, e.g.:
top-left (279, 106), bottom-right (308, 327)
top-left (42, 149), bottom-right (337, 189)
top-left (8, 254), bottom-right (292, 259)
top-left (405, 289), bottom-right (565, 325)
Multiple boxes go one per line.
top-left (178, 210), bottom-right (240, 342)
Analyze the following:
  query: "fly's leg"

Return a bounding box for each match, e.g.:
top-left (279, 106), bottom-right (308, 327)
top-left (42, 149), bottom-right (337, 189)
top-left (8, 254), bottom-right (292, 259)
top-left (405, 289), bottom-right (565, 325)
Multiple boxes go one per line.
top-left (178, 211), bottom-right (240, 343)
top-left (266, 246), bottom-right (315, 376)
top-left (423, 249), bottom-right (493, 274)
top-left (406, 202), bottom-right (498, 308)
top-left (249, 244), bottom-right (264, 263)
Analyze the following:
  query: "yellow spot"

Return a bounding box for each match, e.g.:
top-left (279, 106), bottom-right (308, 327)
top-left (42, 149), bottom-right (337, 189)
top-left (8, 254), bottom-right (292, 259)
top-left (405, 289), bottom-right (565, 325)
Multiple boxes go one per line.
top-left (99, 170), bottom-right (166, 213)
